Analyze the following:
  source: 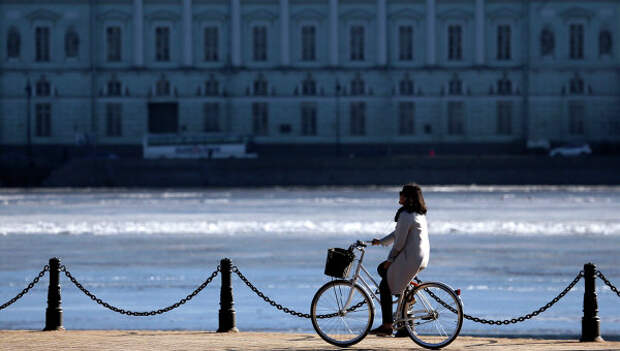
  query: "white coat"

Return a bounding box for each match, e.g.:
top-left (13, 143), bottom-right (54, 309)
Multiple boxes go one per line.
top-left (379, 211), bottom-right (430, 294)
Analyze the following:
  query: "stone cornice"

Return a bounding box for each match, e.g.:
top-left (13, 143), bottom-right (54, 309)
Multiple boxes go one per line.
top-left (339, 9), bottom-right (374, 21)
top-left (97, 9), bottom-right (132, 22)
top-left (193, 10), bottom-right (229, 22)
top-left (291, 9), bottom-right (326, 22)
top-left (146, 10), bottom-right (181, 22)
top-left (242, 9), bottom-right (278, 22)
top-left (437, 8), bottom-right (474, 21)
top-left (25, 9), bottom-right (62, 23)
top-left (388, 9), bottom-right (425, 21)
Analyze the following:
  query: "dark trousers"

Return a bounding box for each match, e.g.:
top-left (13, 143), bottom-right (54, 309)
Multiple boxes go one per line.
top-left (377, 261), bottom-right (392, 325)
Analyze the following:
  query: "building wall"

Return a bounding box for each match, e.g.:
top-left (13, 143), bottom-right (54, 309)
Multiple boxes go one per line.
top-left (1, 0), bottom-right (619, 153)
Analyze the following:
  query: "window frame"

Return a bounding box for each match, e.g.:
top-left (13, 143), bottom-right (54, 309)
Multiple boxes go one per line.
top-left (568, 22), bottom-right (585, 60)
top-left (105, 103), bottom-right (123, 137)
top-left (349, 24), bottom-right (366, 62)
top-left (104, 24), bottom-right (123, 63)
top-left (34, 25), bottom-right (52, 62)
top-left (251, 24), bottom-right (268, 62)
top-left (203, 25), bottom-right (220, 62)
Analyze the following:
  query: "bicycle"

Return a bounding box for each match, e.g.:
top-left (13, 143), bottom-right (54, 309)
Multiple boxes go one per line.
top-left (310, 240), bottom-right (464, 349)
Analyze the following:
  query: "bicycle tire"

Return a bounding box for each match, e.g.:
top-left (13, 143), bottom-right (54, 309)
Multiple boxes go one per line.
top-left (310, 280), bottom-right (374, 347)
top-left (400, 282), bottom-right (463, 349)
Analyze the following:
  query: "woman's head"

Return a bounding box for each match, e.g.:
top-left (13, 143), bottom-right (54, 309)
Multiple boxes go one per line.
top-left (399, 183), bottom-right (427, 215)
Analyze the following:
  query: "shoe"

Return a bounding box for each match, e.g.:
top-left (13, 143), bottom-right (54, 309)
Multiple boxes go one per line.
top-left (369, 325), bottom-right (393, 337)
top-left (394, 328), bottom-right (409, 338)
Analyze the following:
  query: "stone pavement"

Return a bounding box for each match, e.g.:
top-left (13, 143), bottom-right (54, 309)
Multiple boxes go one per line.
top-left (1, 331), bottom-right (619, 351)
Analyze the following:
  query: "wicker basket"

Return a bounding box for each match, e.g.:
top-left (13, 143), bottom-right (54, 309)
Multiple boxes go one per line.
top-left (324, 248), bottom-right (355, 278)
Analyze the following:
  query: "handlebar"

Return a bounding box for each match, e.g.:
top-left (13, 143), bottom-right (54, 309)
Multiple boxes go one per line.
top-left (349, 240), bottom-right (373, 250)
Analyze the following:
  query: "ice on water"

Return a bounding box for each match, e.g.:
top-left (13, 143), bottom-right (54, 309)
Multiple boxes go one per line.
top-left (0, 186), bottom-right (619, 335)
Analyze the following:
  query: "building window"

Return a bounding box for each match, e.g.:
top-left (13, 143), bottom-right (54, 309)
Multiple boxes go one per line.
top-left (350, 102), bottom-right (366, 136)
top-left (253, 26), bottom-right (267, 61)
top-left (106, 103), bottom-right (122, 137)
top-left (540, 28), bottom-right (555, 56)
top-left (447, 101), bottom-right (464, 135)
top-left (107, 79), bottom-right (122, 96)
top-left (36, 77), bottom-right (51, 97)
top-left (35, 27), bottom-right (51, 62)
top-left (568, 101), bottom-right (585, 135)
top-left (155, 26), bottom-right (170, 62)
top-left (497, 25), bottom-right (511, 60)
top-left (35, 103), bottom-right (51, 137)
top-left (599, 30), bottom-right (612, 56)
top-left (399, 26), bottom-right (413, 61)
top-left (569, 24), bottom-right (584, 60)
top-left (398, 102), bottom-right (415, 135)
top-left (301, 103), bottom-right (317, 136)
top-left (64, 28), bottom-right (79, 58)
top-left (253, 74), bottom-right (268, 96)
top-left (301, 25), bottom-right (316, 61)
top-left (302, 75), bottom-right (316, 96)
top-left (7, 26), bottom-right (21, 59)
top-left (252, 102), bottom-right (269, 135)
top-left (399, 75), bottom-right (414, 95)
top-left (448, 25), bottom-right (462, 61)
top-left (106, 26), bottom-right (122, 62)
top-left (204, 26), bottom-right (218, 61)
top-left (569, 76), bottom-right (584, 94)
top-left (350, 26), bottom-right (365, 61)
top-left (350, 74), bottom-right (365, 95)
top-left (496, 101), bottom-right (512, 135)
top-left (497, 77), bottom-right (512, 95)
top-left (205, 75), bottom-right (219, 96)
top-left (203, 103), bottom-right (220, 132)
top-left (448, 76), bottom-right (462, 95)
top-left (156, 78), bottom-right (170, 96)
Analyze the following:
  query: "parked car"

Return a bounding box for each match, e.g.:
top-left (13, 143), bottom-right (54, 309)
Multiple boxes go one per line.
top-left (549, 143), bottom-right (592, 157)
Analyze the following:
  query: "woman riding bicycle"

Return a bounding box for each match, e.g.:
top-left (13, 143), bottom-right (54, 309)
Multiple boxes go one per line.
top-left (370, 183), bottom-right (430, 336)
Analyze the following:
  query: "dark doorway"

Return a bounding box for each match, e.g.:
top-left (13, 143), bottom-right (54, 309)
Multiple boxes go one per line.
top-left (148, 103), bottom-right (178, 133)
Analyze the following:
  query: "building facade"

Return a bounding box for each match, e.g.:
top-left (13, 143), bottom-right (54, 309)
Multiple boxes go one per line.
top-left (1, 0), bottom-right (620, 156)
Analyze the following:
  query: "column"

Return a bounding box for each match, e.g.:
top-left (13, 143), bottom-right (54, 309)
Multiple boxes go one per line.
top-left (376, 0), bottom-right (387, 65)
top-left (280, 0), bottom-right (290, 65)
top-left (133, 0), bottom-right (144, 66)
top-left (231, 0), bottom-right (241, 66)
top-left (182, 0), bottom-right (193, 66)
top-left (475, 0), bottom-right (485, 65)
top-left (425, 0), bottom-right (436, 65)
top-left (329, 0), bottom-right (338, 66)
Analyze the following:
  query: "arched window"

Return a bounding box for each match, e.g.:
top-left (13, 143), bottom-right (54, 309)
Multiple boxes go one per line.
top-left (205, 74), bottom-right (219, 96)
top-left (399, 74), bottom-right (414, 96)
top-left (540, 28), bottom-right (555, 56)
top-left (65, 28), bottom-right (80, 58)
top-left (156, 77), bottom-right (170, 96)
top-left (36, 76), bottom-right (51, 97)
top-left (253, 74), bottom-right (267, 96)
top-left (599, 30), bottom-right (612, 56)
top-left (350, 74), bottom-right (365, 96)
top-left (569, 76), bottom-right (584, 95)
top-left (7, 26), bottom-right (21, 58)
top-left (497, 76), bottom-right (512, 95)
top-left (302, 74), bottom-right (316, 96)
top-left (448, 75), bottom-right (462, 95)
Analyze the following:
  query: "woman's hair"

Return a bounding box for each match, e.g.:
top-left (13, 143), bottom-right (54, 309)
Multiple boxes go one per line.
top-left (395, 183), bottom-right (427, 221)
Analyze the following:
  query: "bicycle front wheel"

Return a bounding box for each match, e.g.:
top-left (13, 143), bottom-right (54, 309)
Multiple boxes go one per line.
top-left (310, 280), bottom-right (374, 347)
top-left (400, 282), bottom-right (463, 349)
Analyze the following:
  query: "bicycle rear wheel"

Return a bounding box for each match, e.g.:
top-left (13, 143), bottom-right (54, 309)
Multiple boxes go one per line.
top-left (310, 280), bottom-right (374, 347)
top-left (400, 282), bottom-right (463, 349)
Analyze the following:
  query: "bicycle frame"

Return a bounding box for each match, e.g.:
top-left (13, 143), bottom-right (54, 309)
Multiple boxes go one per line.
top-left (341, 244), bottom-right (436, 326)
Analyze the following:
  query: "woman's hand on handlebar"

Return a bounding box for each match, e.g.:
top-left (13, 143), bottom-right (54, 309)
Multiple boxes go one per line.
top-left (371, 239), bottom-right (381, 246)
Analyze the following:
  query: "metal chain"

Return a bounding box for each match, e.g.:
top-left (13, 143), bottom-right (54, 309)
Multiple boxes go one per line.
top-left (232, 265), bottom-right (366, 319)
top-left (0, 265), bottom-right (49, 311)
top-left (417, 272), bottom-right (584, 325)
top-left (596, 270), bottom-right (620, 298)
top-left (60, 265), bottom-right (219, 316)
